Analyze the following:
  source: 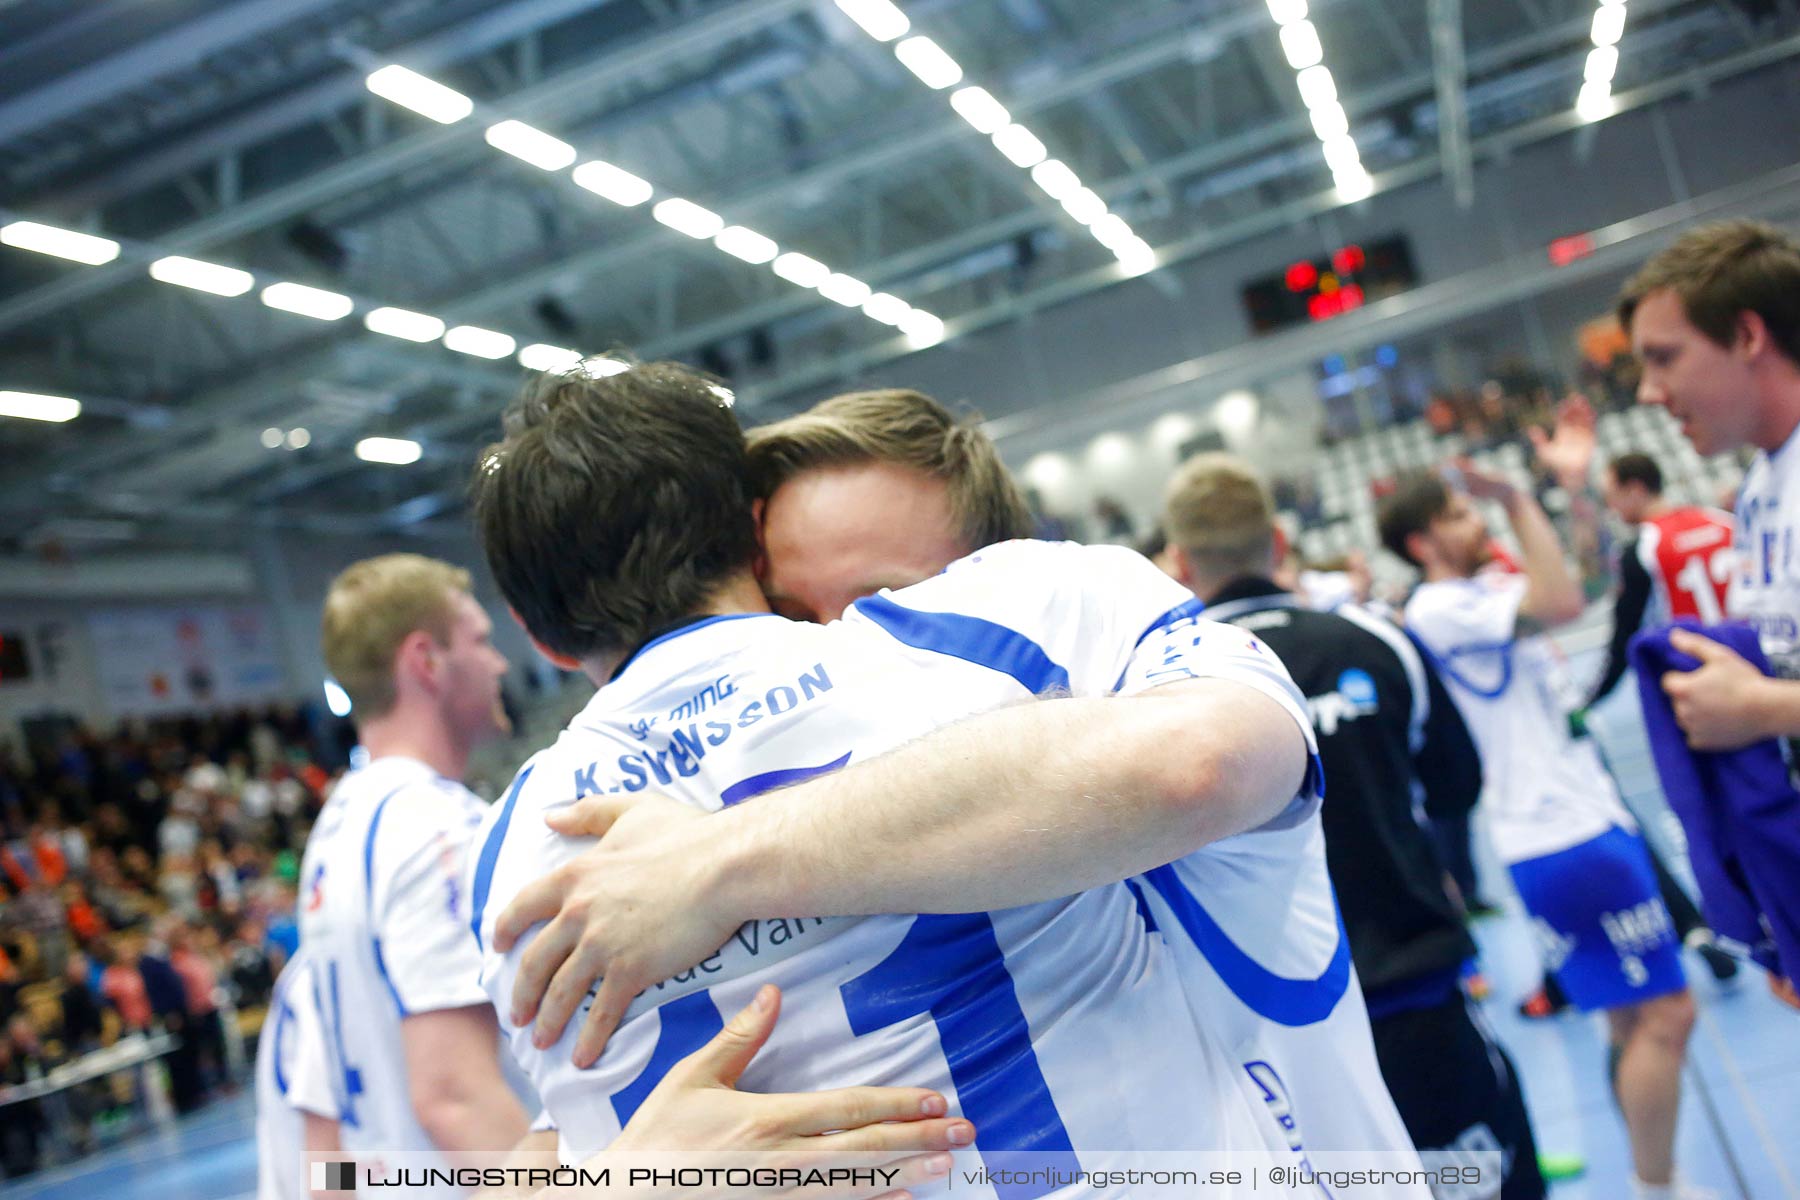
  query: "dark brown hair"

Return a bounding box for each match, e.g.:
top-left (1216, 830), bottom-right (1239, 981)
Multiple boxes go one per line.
top-left (1377, 472), bottom-right (1452, 568)
top-left (469, 362), bottom-right (757, 661)
top-left (1617, 219), bottom-right (1800, 365)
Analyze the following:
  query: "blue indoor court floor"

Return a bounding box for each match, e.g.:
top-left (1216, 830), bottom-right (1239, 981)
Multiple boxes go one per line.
top-left (2, 903), bottom-right (1794, 1200)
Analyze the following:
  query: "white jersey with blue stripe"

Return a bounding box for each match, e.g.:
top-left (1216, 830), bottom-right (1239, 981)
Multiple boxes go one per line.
top-left (867, 545), bottom-right (1424, 1189)
top-left (296, 755), bottom-right (490, 1188)
top-left (1405, 574), bottom-right (1632, 864)
top-left (470, 542), bottom-right (1324, 1196)
top-left (255, 951), bottom-right (337, 1200)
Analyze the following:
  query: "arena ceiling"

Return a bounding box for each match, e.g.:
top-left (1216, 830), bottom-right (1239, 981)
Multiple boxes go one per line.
top-left (0, 0), bottom-right (1793, 549)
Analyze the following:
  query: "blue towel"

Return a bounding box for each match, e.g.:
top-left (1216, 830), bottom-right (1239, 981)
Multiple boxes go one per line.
top-left (1630, 619), bottom-right (1799, 979)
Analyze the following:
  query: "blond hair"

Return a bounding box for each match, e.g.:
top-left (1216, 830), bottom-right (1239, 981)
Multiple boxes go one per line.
top-left (321, 554), bottom-right (470, 718)
top-left (1162, 453), bottom-right (1276, 576)
top-left (747, 389), bottom-right (1032, 552)
top-left (1618, 219), bottom-right (1800, 364)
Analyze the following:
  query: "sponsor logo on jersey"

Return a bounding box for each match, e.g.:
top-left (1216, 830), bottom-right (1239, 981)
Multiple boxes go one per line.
top-left (1306, 668), bottom-right (1380, 736)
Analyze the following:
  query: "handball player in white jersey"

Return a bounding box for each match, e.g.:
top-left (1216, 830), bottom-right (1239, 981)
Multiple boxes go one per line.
top-left (1378, 401), bottom-right (1708, 1200)
top-left (465, 365), bottom-right (1327, 1197)
top-left (497, 389), bottom-right (1427, 1193)
top-left (255, 950), bottom-right (338, 1200)
top-left (1619, 218), bottom-right (1800, 1011)
top-left (298, 554), bottom-right (530, 1193)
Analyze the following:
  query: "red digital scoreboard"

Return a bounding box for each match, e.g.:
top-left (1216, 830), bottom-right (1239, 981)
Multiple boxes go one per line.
top-left (1241, 235), bottom-right (1419, 335)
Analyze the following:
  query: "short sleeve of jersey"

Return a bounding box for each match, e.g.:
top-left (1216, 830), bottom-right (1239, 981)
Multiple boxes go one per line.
top-left (1405, 574), bottom-right (1527, 657)
top-left (842, 540), bottom-right (1204, 694)
top-left (374, 792), bottom-right (490, 1016)
top-left (844, 539), bottom-right (1320, 819)
top-left (284, 963), bottom-right (339, 1121)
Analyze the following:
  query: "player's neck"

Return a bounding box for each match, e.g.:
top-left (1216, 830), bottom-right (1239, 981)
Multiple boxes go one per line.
top-left (357, 708), bottom-right (468, 783)
top-left (697, 569), bottom-right (772, 619)
top-left (1752, 373), bottom-right (1800, 454)
top-left (1641, 500), bottom-right (1671, 521)
top-left (577, 569), bottom-right (772, 686)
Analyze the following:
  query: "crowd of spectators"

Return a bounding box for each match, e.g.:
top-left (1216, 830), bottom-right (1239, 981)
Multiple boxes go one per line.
top-left (0, 706), bottom-right (335, 1178)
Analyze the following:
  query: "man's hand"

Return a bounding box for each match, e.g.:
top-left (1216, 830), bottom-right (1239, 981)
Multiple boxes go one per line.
top-left (1447, 456), bottom-right (1517, 504)
top-left (494, 793), bottom-right (742, 1066)
top-left (1527, 393), bottom-right (1598, 491)
top-left (591, 985), bottom-right (966, 1200)
top-left (1770, 974), bottom-right (1800, 1012)
top-left (1661, 629), bottom-right (1779, 751)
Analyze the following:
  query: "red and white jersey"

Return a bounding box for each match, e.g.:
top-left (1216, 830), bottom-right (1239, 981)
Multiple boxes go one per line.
top-left (1638, 507), bottom-right (1735, 626)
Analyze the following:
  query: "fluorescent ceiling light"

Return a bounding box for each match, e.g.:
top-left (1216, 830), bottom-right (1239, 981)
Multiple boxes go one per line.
top-left (833, 0), bottom-right (909, 42)
top-left (1279, 21), bottom-right (1324, 70)
top-left (894, 36), bottom-right (963, 89)
top-left (1088, 213), bottom-right (1134, 250)
top-left (1266, 0), bottom-right (1308, 24)
top-left (818, 273), bottom-right (872, 308)
top-left (355, 436), bottom-right (422, 465)
top-left (261, 427), bottom-right (284, 449)
top-left (772, 252), bottom-right (830, 287)
top-left (991, 124), bottom-right (1048, 169)
top-left (1030, 159), bottom-right (1082, 200)
top-left (364, 307), bottom-right (445, 343)
top-left (572, 160), bottom-right (653, 206)
top-left (261, 281), bottom-right (353, 321)
top-left (861, 292), bottom-right (912, 326)
top-left (285, 427), bottom-right (311, 450)
top-left (715, 226), bottom-right (779, 264)
top-left (149, 255), bottom-right (254, 296)
top-left (949, 86), bottom-right (1010, 134)
top-left (1576, 80), bottom-right (1616, 122)
top-left (1309, 101), bottom-right (1350, 141)
top-left (0, 221), bottom-right (120, 265)
top-left (485, 120), bottom-right (577, 171)
top-left (1321, 134), bottom-right (1362, 174)
top-left (0, 390), bottom-right (81, 423)
top-left (901, 310), bottom-right (946, 348)
top-left (1592, 4), bottom-right (1627, 45)
top-left (443, 325), bottom-right (516, 359)
top-left (1585, 44), bottom-right (1619, 83)
top-left (584, 356), bottom-right (632, 377)
top-left (518, 343), bottom-right (584, 373)
top-left (652, 197), bottom-right (724, 239)
top-left (1060, 188), bottom-right (1107, 224)
top-left (1116, 239), bottom-right (1158, 277)
top-left (1334, 167), bottom-right (1375, 202)
top-left (365, 65), bottom-right (473, 124)
top-left (1295, 65), bottom-right (1337, 110)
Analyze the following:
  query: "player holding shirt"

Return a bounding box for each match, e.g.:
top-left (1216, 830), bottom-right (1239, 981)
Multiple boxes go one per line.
top-left (255, 951), bottom-right (337, 1200)
top-left (1618, 219), bottom-right (1800, 1011)
top-left (298, 555), bottom-right (529, 1193)
top-left (465, 365), bottom-right (1325, 1194)
top-left (1378, 406), bottom-right (1708, 1200)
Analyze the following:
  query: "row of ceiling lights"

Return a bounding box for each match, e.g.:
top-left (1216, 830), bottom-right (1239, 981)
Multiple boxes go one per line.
top-left (363, 60), bottom-right (948, 346)
top-left (0, 214), bottom-right (639, 455)
top-left (832, 0), bottom-right (1157, 276)
top-left (1577, 0), bottom-right (1630, 121)
top-left (1264, 0), bottom-right (1373, 203)
top-left (1, 1), bottom-right (1652, 438)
